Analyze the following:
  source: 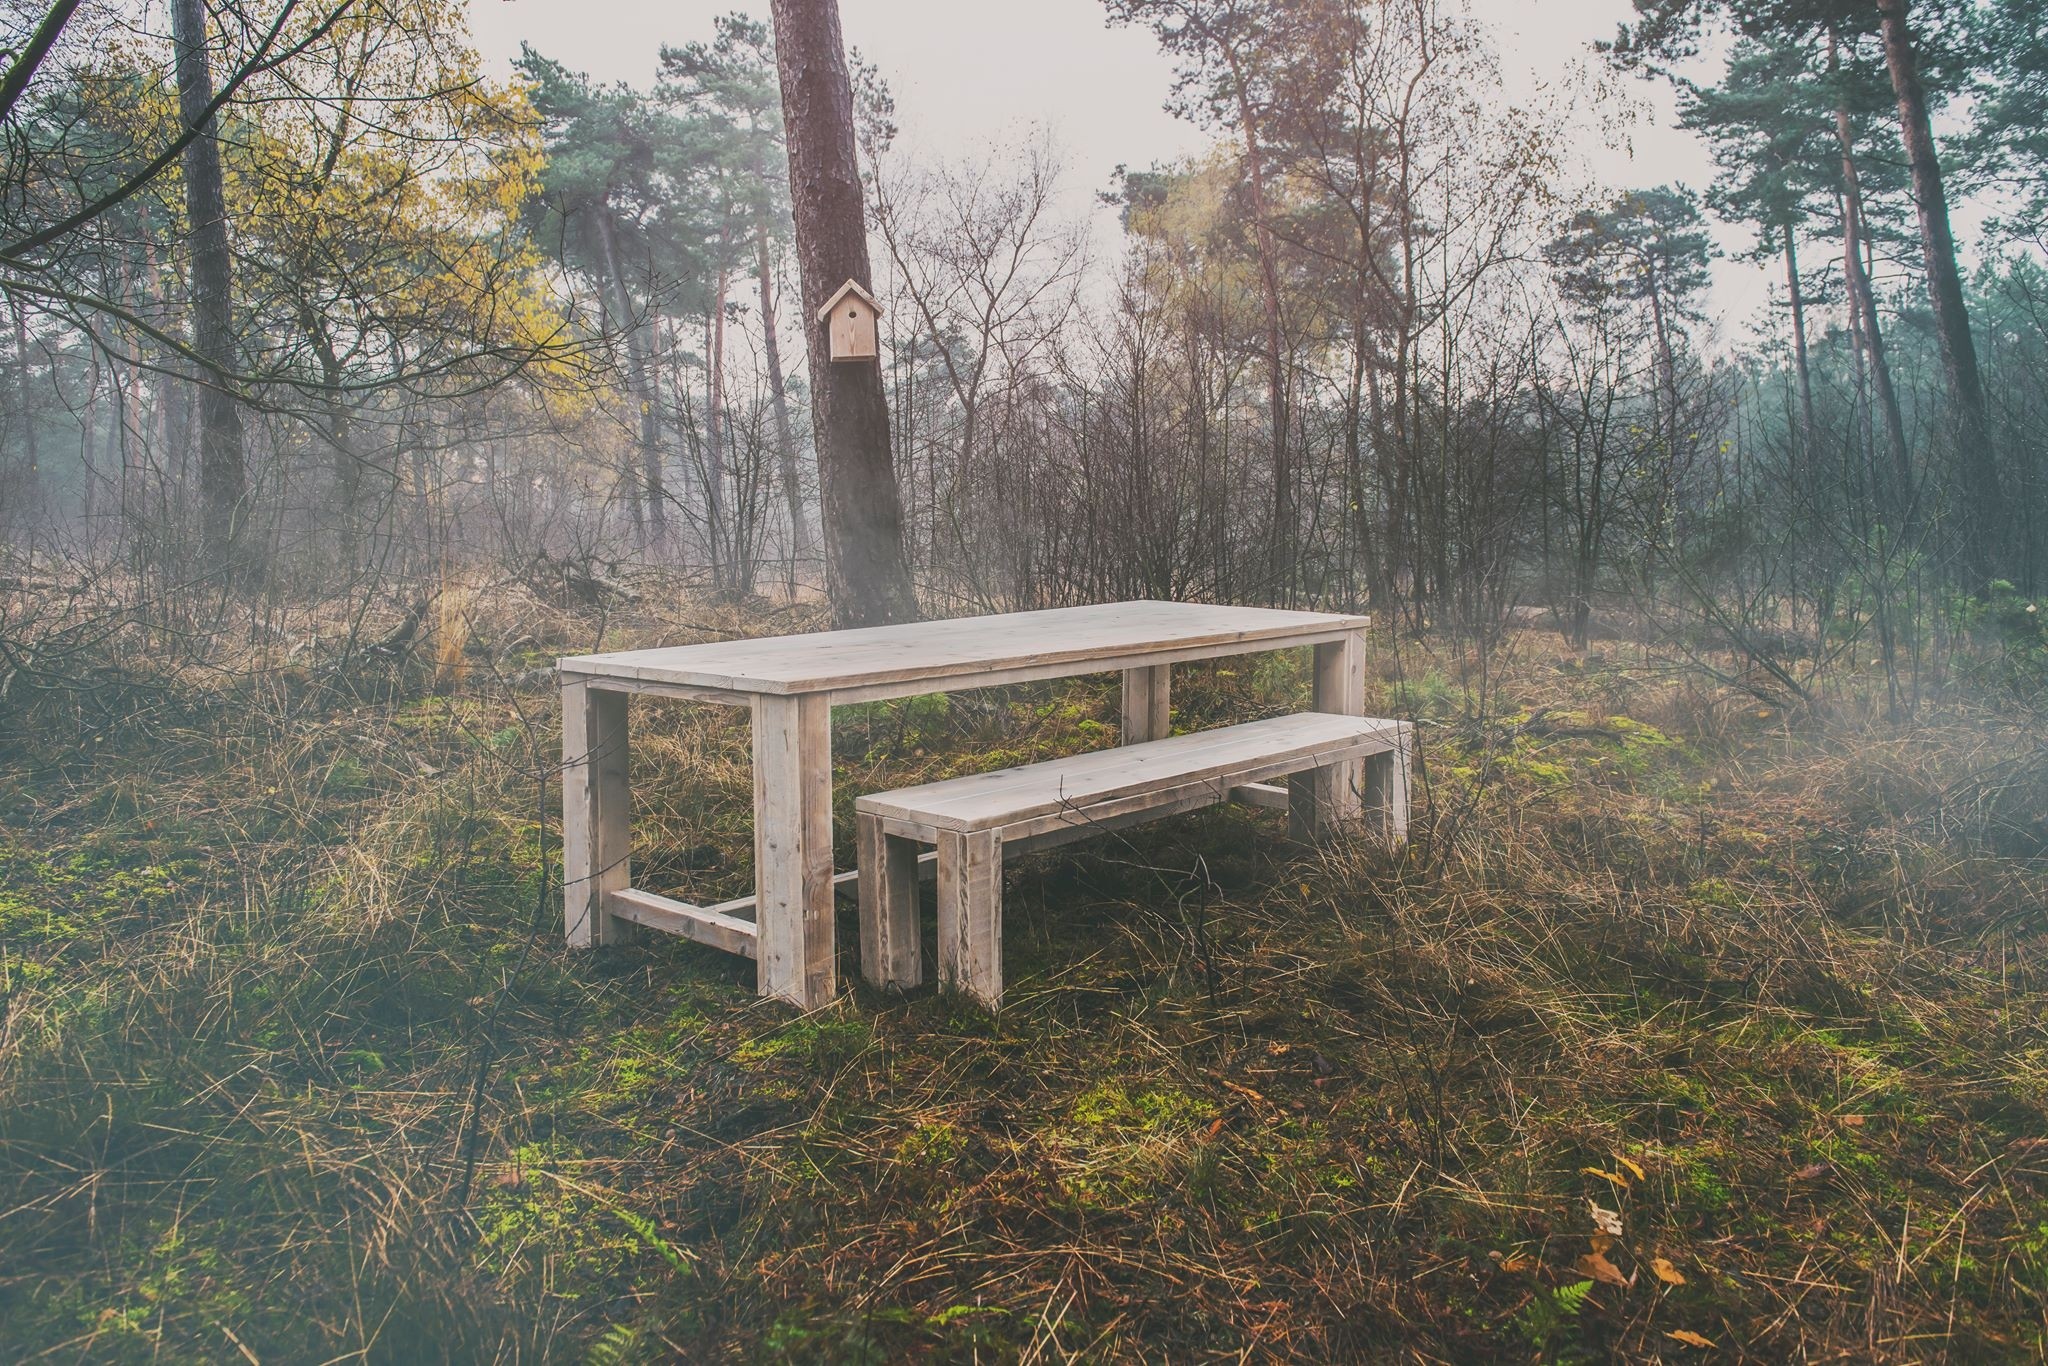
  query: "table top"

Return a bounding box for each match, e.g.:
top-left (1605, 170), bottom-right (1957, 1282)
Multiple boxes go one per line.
top-left (558, 600), bottom-right (1370, 697)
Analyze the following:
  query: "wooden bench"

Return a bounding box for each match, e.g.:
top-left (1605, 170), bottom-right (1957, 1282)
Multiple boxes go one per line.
top-left (855, 712), bottom-right (1412, 1008)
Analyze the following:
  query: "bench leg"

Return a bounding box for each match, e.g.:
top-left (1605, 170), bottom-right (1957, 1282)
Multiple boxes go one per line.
top-left (1121, 664), bottom-right (1171, 743)
top-left (858, 815), bottom-right (923, 989)
top-left (1291, 632), bottom-right (1366, 840)
top-left (563, 677), bottom-right (631, 947)
top-left (1363, 723), bottom-right (1414, 848)
top-left (936, 828), bottom-right (1003, 1009)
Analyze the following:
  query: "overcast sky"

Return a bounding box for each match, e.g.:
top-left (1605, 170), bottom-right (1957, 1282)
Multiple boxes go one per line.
top-left (465, 0), bottom-right (1776, 328)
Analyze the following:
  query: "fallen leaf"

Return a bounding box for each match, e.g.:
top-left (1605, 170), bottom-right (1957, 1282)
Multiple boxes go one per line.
top-left (1577, 1251), bottom-right (1629, 1287)
top-left (1590, 1232), bottom-right (1615, 1254)
top-left (1583, 1166), bottom-right (1630, 1190)
top-left (1298, 882), bottom-right (1311, 897)
top-left (1790, 1162), bottom-right (1832, 1182)
top-left (1667, 1329), bottom-right (1716, 1348)
top-left (1614, 1153), bottom-right (1647, 1182)
top-left (1840, 1114), bottom-right (1865, 1128)
top-left (1590, 1202), bottom-right (1624, 1237)
top-left (1499, 1253), bottom-right (1534, 1273)
top-left (1651, 1256), bottom-right (1686, 1286)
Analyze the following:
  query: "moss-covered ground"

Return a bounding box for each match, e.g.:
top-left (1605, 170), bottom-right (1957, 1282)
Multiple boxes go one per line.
top-left (3, 593), bottom-right (2046, 1361)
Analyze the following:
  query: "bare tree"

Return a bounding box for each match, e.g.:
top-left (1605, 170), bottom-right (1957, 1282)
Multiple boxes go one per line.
top-left (871, 129), bottom-right (1085, 608)
top-left (169, 0), bottom-right (249, 579)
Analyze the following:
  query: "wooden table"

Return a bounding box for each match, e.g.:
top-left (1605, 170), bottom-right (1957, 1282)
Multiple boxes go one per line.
top-left (558, 600), bottom-right (1371, 1009)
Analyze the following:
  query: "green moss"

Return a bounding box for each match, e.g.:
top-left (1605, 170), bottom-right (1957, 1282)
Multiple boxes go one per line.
top-left (1689, 876), bottom-right (1747, 909)
top-left (732, 1015), bottom-right (871, 1070)
top-left (1068, 1081), bottom-right (1215, 1132)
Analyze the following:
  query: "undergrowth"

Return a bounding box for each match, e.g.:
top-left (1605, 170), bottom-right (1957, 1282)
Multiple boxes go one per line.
top-left (2, 586), bottom-right (2046, 1361)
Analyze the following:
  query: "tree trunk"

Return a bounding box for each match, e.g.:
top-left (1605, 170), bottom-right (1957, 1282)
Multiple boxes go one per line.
top-left (768, 0), bottom-right (917, 626)
top-left (1783, 227), bottom-right (1817, 478)
top-left (595, 207), bottom-right (667, 552)
top-left (755, 202), bottom-right (813, 574)
top-left (1222, 47), bottom-right (1292, 603)
top-left (169, 0), bottom-right (249, 581)
top-left (706, 253), bottom-right (731, 586)
top-left (1644, 253), bottom-right (1681, 519)
top-left (9, 294), bottom-right (38, 520)
top-left (1877, 0), bottom-right (1999, 585)
top-left (750, 132), bottom-right (812, 574)
top-left (1831, 69), bottom-right (1914, 529)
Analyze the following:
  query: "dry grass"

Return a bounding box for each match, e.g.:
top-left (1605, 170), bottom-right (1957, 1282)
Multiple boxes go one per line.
top-left (2, 586), bottom-right (2046, 1361)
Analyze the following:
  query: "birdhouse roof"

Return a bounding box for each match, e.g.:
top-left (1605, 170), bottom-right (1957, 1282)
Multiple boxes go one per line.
top-left (816, 278), bottom-right (882, 322)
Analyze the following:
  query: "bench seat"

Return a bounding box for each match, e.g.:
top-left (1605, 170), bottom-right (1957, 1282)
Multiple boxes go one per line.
top-left (856, 712), bottom-right (1411, 1008)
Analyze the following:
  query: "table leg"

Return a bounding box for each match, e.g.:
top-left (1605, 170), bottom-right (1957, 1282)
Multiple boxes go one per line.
top-left (753, 693), bottom-right (836, 1008)
top-left (1291, 631), bottom-right (1366, 839)
top-left (563, 676), bottom-right (631, 947)
top-left (1121, 664), bottom-right (1171, 743)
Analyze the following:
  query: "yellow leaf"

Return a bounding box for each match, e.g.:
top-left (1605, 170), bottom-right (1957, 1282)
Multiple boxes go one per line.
top-left (1666, 1329), bottom-right (1716, 1348)
top-left (1576, 1251), bottom-right (1629, 1287)
top-left (1298, 883), bottom-right (1311, 897)
top-left (1614, 1153), bottom-right (1647, 1182)
top-left (1583, 1166), bottom-right (1629, 1190)
top-left (1651, 1256), bottom-right (1686, 1286)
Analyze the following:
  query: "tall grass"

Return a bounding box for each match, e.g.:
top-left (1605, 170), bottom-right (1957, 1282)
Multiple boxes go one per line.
top-left (3, 586), bottom-right (2046, 1359)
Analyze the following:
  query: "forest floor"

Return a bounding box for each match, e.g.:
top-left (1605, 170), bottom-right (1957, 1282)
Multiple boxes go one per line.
top-left (3, 583), bottom-right (2047, 1362)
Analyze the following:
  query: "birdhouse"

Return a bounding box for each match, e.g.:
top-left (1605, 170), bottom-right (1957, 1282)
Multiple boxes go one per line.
top-left (816, 279), bottom-right (881, 362)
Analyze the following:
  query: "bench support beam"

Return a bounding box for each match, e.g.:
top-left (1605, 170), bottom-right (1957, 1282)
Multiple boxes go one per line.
top-left (606, 887), bottom-right (759, 958)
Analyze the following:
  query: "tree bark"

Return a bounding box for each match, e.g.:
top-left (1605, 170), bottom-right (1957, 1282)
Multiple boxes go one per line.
top-left (1877, 0), bottom-right (1999, 585)
top-left (706, 251), bottom-right (731, 586)
top-left (1783, 227), bottom-right (1817, 477)
top-left (595, 206), bottom-right (667, 551)
top-left (1221, 45), bottom-right (1293, 602)
top-left (749, 131), bottom-right (812, 573)
top-left (768, 0), bottom-right (917, 626)
top-left (169, 0), bottom-right (249, 580)
top-left (1831, 73), bottom-right (1914, 529)
top-left (9, 294), bottom-right (39, 519)
top-left (755, 191), bottom-right (813, 572)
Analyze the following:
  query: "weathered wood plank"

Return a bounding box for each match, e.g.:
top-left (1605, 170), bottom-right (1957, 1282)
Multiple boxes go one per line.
top-left (857, 712), bottom-right (1401, 833)
top-left (937, 827), bottom-right (1002, 1009)
top-left (560, 601), bottom-right (1369, 696)
top-left (1229, 780), bottom-right (1290, 810)
top-left (753, 693), bottom-right (835, 1008)
top-left (605, 887), bottom-right (758, 958)
top-left (562, 677), bottom-right (631, 947)
top-left (565, 673), bottom-right (749, 705)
